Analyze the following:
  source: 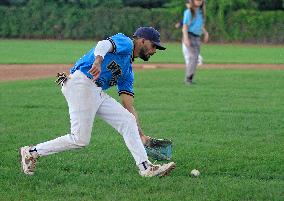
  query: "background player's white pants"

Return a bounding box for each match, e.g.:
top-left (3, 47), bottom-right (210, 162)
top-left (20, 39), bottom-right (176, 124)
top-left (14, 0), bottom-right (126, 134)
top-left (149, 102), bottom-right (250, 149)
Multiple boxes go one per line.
top-left (35, 70), bottom-right (148, 165)
top-left (182, 43), bottom-right (203, 66)
top-left (182, 42), bottom-right (203, 79)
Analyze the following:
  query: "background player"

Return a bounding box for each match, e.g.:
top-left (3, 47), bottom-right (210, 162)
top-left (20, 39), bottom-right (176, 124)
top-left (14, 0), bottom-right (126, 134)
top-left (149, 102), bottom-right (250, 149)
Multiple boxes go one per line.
top-left (182, 0), bottom-right (209, 85)
top-left (19, 27), bottom-right (176, 177)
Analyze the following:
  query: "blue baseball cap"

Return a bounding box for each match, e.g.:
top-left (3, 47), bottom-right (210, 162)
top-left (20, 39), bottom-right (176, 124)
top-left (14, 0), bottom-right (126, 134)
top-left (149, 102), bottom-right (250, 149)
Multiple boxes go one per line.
top-left (133, 27), bottom-right (166, 50)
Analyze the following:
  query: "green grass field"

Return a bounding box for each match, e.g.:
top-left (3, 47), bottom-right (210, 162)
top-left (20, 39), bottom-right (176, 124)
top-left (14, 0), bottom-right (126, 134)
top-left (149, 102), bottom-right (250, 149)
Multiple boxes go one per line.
top-left (0, 39), bottom-right (284, 64)
top-left (0, 69), bottom-right (283, 200)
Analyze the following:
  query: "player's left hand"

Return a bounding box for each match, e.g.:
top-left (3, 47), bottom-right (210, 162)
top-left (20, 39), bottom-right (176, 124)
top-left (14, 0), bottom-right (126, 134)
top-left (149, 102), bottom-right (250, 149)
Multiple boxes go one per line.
top-left (141, 134), bottom-right (150, 145)
top-left (203, 31), bottom-right (209, 43)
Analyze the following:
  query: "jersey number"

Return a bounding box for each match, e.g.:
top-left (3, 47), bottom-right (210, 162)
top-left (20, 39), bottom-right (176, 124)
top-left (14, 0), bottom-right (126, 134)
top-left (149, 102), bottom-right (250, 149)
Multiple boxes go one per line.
top-left (107, 61), bottom-right (122, 86)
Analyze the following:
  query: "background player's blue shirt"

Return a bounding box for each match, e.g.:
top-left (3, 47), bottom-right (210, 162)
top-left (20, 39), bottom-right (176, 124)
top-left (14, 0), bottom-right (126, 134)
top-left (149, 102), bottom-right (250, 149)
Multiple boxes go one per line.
top-left (183, 8), bottom-right (203, 36)
top-left (70, 33), bottom-right (135, 96)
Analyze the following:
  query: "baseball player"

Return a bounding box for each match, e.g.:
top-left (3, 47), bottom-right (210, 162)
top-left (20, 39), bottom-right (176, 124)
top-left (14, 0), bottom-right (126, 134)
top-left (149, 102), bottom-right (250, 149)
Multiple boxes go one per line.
top-left (19, 27), bottom-right (176, 177)
top-left (182, 0), bottom-right (209, 84)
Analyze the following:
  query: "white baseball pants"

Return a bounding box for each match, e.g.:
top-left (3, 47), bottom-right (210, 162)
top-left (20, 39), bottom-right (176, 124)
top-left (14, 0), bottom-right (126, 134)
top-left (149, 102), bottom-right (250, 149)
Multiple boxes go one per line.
top-left (182, 39), bottom-right (202, 81)
top-left (35, 70), bottom-right (148, 165)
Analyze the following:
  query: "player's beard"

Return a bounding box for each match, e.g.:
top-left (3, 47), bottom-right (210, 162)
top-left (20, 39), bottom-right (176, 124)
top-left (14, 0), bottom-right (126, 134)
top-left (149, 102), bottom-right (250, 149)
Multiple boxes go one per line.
top-left (139, 47), bottom-right (150, 61)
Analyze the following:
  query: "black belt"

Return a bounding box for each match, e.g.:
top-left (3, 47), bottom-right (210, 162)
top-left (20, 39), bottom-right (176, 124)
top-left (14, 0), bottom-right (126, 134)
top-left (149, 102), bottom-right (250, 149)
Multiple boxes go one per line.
top-left (188, 32), bottom-right (200, 37)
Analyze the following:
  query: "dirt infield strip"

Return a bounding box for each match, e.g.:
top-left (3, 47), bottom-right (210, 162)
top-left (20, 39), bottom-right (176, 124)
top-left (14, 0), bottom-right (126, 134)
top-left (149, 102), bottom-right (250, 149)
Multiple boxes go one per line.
top-left (1, 63), bottom-right (284, 81)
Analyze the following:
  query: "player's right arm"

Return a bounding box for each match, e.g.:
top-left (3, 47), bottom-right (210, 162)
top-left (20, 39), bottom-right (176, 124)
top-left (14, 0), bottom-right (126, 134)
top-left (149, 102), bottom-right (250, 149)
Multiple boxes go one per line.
top-left (88, 40), bottom-right (114, 80)
top-left (182, 24), bottom-right (190, 47)
top-left (182, 9), bottom-right (191, 47)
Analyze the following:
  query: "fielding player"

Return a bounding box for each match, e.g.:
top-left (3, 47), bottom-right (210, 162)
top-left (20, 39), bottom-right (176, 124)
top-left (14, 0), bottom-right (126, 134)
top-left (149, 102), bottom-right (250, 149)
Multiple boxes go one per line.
top-left (19, 27), bottom-right (176, 177)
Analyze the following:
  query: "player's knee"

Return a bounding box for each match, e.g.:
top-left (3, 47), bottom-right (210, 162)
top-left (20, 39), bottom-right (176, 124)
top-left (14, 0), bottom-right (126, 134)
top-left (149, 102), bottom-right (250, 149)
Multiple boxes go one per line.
top-left (70, 133), bottom-right (91, 147)
top-left (189, 54), bottom-right (198, 60)
top-left (118, 112), bottom-right (138, 135)
top-left (76, 138), bottom-right (90, 147)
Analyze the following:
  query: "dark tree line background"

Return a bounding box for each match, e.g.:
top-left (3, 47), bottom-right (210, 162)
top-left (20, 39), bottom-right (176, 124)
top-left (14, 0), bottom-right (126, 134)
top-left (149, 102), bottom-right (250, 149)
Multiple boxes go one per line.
top-left (1, 0), bottom-right (283, 10)
top-left (0, 0), bottom-right (283, 43)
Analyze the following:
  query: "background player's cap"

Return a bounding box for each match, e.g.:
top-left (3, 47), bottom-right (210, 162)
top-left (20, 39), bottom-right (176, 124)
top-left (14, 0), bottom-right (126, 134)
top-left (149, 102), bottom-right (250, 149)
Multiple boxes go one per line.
top-left (133, 27), bottom-right (166, 50)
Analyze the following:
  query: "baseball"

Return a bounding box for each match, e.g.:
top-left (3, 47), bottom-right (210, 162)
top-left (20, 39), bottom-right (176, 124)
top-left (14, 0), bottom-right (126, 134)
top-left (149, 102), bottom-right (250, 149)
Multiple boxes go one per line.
top-left (190, 169), bottom-right (200, 177)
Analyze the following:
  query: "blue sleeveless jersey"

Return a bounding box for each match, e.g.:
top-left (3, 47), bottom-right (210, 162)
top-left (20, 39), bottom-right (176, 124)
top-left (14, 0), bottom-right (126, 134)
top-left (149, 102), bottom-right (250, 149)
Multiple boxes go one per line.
top-left (70, 33), bottom-right (135, 97)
